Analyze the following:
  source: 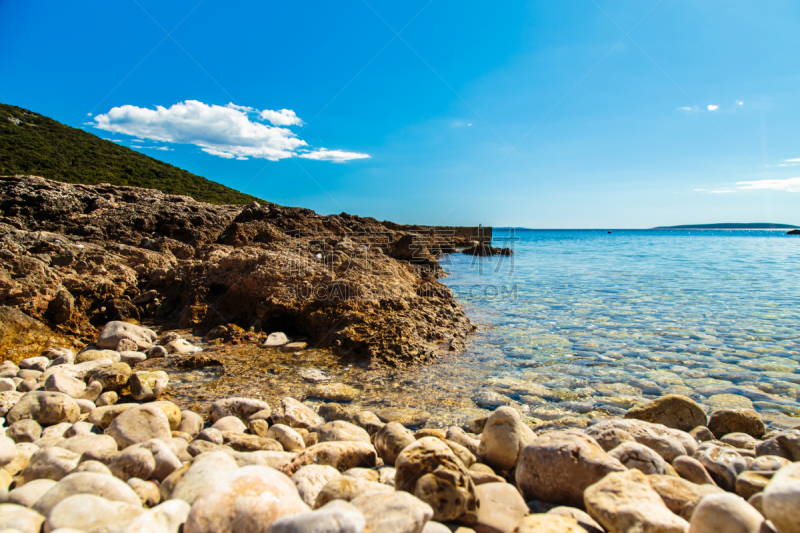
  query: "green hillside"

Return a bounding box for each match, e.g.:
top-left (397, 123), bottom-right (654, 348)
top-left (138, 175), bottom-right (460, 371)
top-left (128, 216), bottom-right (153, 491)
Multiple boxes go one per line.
top-left (0, 103), bottom-right (265, 205)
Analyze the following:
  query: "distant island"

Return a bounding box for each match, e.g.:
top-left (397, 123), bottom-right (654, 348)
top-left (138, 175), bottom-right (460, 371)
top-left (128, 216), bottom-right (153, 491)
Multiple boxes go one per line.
top-left (654, 223), bottom-right (799, 230)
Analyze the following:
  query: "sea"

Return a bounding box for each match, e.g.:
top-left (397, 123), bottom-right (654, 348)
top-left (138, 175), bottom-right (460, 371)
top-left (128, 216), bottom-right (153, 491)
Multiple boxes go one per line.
top-left (437, 229), bottom-right (800, 426)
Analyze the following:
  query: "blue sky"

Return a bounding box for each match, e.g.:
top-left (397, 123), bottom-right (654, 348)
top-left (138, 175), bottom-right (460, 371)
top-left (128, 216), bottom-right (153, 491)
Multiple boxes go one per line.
top-left (2, 1), bottom-right (800, 228)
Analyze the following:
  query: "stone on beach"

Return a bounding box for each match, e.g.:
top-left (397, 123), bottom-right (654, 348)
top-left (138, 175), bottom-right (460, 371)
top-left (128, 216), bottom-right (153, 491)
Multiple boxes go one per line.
top-left (694, 443), bottom-right (748, 492)
top-left (262, 332), bottom-right (289, 347)
top-left (45, 493), bottom-right (143, 533)
top-left (473, 482), bottom-right (529, 533)
top-left (707, 409), bottom-right (766, 439)
top-left (169, 451), bottom-right (239, 504)
top-left (210, 397), bottom-right (271, 423)
top-left (478, 406), bottom-right (535, 472)
top-left (19, 446), bottom-right (80, 483)
top-left (515, 430), bottom-right (625, 507)
top-left (624, 394), bottom-right (707, 432)
top-left (107, 404), bottom-right (173, 448)
top-left (395, 437), bottom-right (478, 523)
top-left (608, 440), bottom-right (672, 475)
top-left (762, 462), bottom-right (800, 533)
top-left (32, 471), bottom-right (142, 516)
top-left (584, 468), bottom-right (690, 533)
top-left (271, 500), bottom-right (366, 533)
top-left (314, 476), bottom-right (393, 508)
top-left (350, 490), bottom-right (434, 533)
top-left (128, 370), bottom-right (169, 401)
top-left (6, 391), bottom-right (81, 426)
top-left (0, 504), bottom-right (45, 533)
top-left (292, 464), bottom-right (342, 507)
top-left (374, 422), bottom-right (417, 466)
top-left (96, 321), bottom-right (157, 351)
top-left (319, 420), bottom-right (371, 444)
top-left (688, 493), bottom-right (764, 533)
top-left (183, 465), bottom-right (309, 533)
top-left (646, 474), bottom-right (724, 521)
top-left (282, 441), bottom-right (377, 475)
top-left (271, 397), bottom-right (325, 429)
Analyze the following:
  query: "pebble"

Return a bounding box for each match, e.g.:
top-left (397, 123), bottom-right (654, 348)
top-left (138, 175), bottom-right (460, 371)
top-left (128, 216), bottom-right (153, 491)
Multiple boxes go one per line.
top-left (96, 321), bottom-right (157, 351)
top-left (282, 441), bottom-right (377, 475)
top-left (546, 507), bottom-right (604, 533)
top-left (395, 437), bottom-right (478, 522)
top-left (300, 368), bottom-right (331, 383)
top-left (183, 465), bottom-right (309, 533)
top-left (6, 392), bottom-right (81, 426)
top-left (763, 462), bottom-right (800, 533)
top-left (127, 477), bottom-right (161, 507)
top-left (608, 440), bottom-right (672, 475)
top-left (586, 418), bottom-right (688, 462)
top-left (118, 499), bottom-right (191, 533)
top-left (319, 420), bottom-right (371, 444)
top-left (478, 406), bottom-right (535, 472)
top-left (585, 469), bottom-right (690, 533)
top-left (309, 383), bottom-right (360, 402)
top-left (262, 332), bottom-right (289, 347)
top-left (647, 474), bottom-right (724, 520)
top-left (5, 478), bottom-right (57, 507)
top-left (695, 443), bottom-right (748, 491)
top-left (270, 500), bottom-right (366, 533)
top-left (128, 371), bottom-right (169, 401)
top-left (32, 471), bottom-right (142, 516)
top-left (374, 422), bottom-right (416, 465)
top-left (45, 493), bottom-right (143, 532)
top-left (512, 514), bottom-right (586, 533)
top-left (107, 404), bottom-right (173, 448)
top-left (19, 446), bottom-right (80, 483)
top-left (212, 415), bottom-right (248, 434)
top-left (267, 424), bottom-right (306, 452)
top-left (0, 503), bottom-right (45, 533)
top-left (350, 490), bottom-right (433, 533)
top-left (624, 394), bottom-right (707, 431)
top-left (292, 464), bottom-right (342, 507)
top-left (373, 407), bottom-right (431, 428)
top-left (688, 493), bottom-right (764, 533)
top-left (177, 410), bottom-right (204, 436)
top-left (271, 397), bottom-right (324, 429)
top-left (515, 430), bottom-right (625, 507)
top-left (169, 451), bottom-right (239, 504)
top-left (7, 420), bottom-right (42, 444)
top-left (473, 482), bottom-right (528, 533)
top-left (735, 471), bottom-right (771, 500)
top-left (109, 447), bottom-right (157, 482)
top-left (315, 476), bottom-right (393, 508)
top-left (708, 409), bottom-right (766, 439)
top-left (673, 455), bottom-right (717, 486)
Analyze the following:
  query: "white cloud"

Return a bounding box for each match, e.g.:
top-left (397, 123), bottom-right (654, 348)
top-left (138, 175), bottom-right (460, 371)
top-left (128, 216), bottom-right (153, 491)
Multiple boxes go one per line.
top-left (711, 189), bottom-right (736, 193)
top-left (737, 177), bottom-right (800, 192)
top-left (779, 164), bottom-right (788, 167)
top-left (86, 113), bottom-right (92, 116)
top-left (736, 100), bottom-right (744, 105)
top-left (785, 158), bottom-right (800, 162)
top-left (707, 105), bottom-right (719, 111)
top-left (298, 148), bottom-right (370, 163)
top-left (677, 106), bottom-right (697, 111)
top-left (259, 108), bottom-right (302, 126)
top-left (93, 100), bottom-right (367, 162)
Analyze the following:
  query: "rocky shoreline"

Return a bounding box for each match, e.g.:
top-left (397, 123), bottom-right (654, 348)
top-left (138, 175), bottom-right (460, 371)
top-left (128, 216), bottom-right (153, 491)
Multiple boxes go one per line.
top-left (0, 175), bottom-right (477, 367)
top-left (0, 320), bottom-right (798, 533)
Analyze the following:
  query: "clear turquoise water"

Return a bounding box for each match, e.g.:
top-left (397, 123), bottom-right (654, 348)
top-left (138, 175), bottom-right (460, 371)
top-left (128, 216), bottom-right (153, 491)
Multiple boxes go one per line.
top-left (440, 229), bottom-right (800, 424)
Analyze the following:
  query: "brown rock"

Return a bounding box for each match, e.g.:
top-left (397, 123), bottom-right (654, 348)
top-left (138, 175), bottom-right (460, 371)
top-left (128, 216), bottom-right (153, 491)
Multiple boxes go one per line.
top-left (395, 437), bottom-right (478, 523)
top-left (647, 474), bottom-right (724, 520)
top-left (478, 406), bottom-right (535, 472)
top-left (707, 409), bottom-right (766, 439)
top-left (584, 469), bottom-right (690, 533)
top-left (515, 431), bottom-right (625, 508)
top-left (546, 507), bottom-right (604, 533)
top-left (281, 441), bottom-right (377, 475)
top-left (511, 515), bottom-right (585, 533)
top-left (673, 455), bottom-right (717, 486)
top-left (473, 482), bottom-right (528, 533)
top-left (625, 394), bottom-right (707, 432)
top-left (375, 422), bottom-right (417, 466)
top-left (736, 471), bottom-right (771, 500)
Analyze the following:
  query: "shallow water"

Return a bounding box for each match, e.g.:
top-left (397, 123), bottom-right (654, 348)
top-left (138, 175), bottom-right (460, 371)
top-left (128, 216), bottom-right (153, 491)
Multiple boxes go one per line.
top-left (438, 229), bottom-right (800, 426)
top-left (158, 229), bottom-right (800, 429)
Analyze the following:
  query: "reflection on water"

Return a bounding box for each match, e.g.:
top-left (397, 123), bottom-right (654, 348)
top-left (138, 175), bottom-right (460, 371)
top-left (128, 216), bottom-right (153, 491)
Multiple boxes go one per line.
top-left (153, 230), bottom-right (800, 429)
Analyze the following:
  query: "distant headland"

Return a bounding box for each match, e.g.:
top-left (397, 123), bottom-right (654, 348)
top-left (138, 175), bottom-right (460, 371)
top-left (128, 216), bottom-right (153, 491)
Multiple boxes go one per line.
top-left (654, 223), bottom-right (800, 230)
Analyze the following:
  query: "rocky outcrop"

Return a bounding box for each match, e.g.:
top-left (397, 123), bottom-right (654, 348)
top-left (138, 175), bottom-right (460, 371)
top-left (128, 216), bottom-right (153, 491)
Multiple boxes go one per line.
top-left (0, 175), bottom-right (474, 366)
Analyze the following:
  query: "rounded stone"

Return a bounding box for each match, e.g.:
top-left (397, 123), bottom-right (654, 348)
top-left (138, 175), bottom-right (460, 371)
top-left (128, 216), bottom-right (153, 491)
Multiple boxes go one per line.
top-left (211, 415), bottom-right (247, 434)
top-left (689, 493), bottom-right (764, 533)
top-left (477, 406), bottom-right (535, 472)
top-left (319, 420), bottom-right (371, 444)
top-left (6, 478), bottom-right (57, 507)
top-left (708, 409), bottom-right (766, 439)
top-left (695, 443), bottom-right (748, 492)
top-left (7, 419), bottom-right (43, 444)
top-left (625, 394), bottom-right (708, 432)
top-left (183, 465), bottom-right (309, 533)
top-left (374, 422), bottom-right (416, 466)
top-left (350, 490), bottom-right (433, 533)
top-left (19, 446), bottom-right (80, 484)
top-left (512, 514), bottom-right (586, 533)
top-left (6, 391), bottom-right (81, 426)
top-left (315, 476), bottom-right (393, 508)
top-left (169, 451), bottom-right (239, 504)
top-left (0, 503), bottom-right (45, 533)
top-left (270, 500), bottom-right (366, 533)
top-left (45, 493), bottom-right (142, 532)
top-left (109, 447), bottom-right (157, 482)
top-left (473, 482), bottom-right (529, 533)
top-left (177, 410), bottom-right (204, 437)
top-left (608, 440), bottom-right (671, 475)
top-left (515, 430), bottom-right (625, 508)
top-left (585, 469), bottom-right (690, 533)
top-left (209, 397), bottom-right (271, 423)
top-left (647, 474), bottom-right (724, 521)
top-left (292, 464), bottom-right (342, 507)
top-left (763, 462), bottom-right (800, 533)
top-left (395, 437), bottom-right (478, 523)
top-left (107, 404), bottom-right (172, 449)
top-left (673, 455), bottom-right (717, 486)
top-left (266, 424), bottom-right (306, 452)
top-left (32, 471), bottom-right (142, 516)
top-left (281, 441), bottom-right (377, 476)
